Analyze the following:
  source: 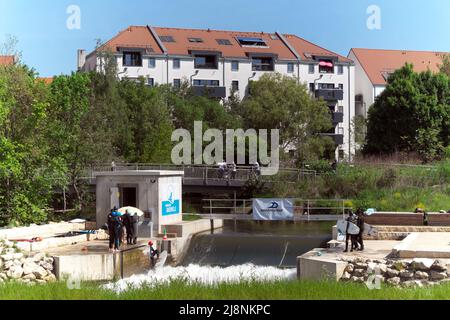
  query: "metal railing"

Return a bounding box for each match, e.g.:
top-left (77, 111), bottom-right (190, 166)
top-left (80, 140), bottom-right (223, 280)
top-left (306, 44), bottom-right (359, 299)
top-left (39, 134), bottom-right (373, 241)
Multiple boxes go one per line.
top-left (85, 163), bottom-right (317, 184)
top-left (201, 198), bottom-right (353, 221)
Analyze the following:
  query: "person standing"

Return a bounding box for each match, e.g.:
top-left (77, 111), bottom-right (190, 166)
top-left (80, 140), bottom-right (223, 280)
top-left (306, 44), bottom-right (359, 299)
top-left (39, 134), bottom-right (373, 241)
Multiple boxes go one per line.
top-left (122, 210), bottom-right (133, 245)
top-left (107, 209), bottom-right (115, 253)
top-left (130, 213), bottom-right (139, 245)
top-left (111, 208), bottom-right (123, 252)
top-left (148, 241), bottom-right (159, 268)
top-left (356, 208), bottom-right (365, 251)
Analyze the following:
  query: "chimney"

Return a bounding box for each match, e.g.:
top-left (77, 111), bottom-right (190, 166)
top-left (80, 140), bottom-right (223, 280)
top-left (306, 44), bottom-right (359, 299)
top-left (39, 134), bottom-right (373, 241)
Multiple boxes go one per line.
top-left (77, 49), bottom-right (86, 71)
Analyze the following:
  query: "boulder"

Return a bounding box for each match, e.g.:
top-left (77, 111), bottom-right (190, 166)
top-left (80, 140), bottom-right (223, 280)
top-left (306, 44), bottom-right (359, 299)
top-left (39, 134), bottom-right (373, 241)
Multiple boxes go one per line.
top-left (351, 276), bottom-right (365, 283)
top-left (44, 274), bottom-right (56, 282)
top-left (387, 277), bottom-right (401, 286)
top-left (33, 253), bottom-right (45, 262)
top-left (32, 266), bottom-right (48, 280)
top-left (399, 270), bottom-right (414, 280)
top-left (13, 253), bottom-right (23, 260)
top-left (386, 268), bottom-right (400, 278)
top-left (354, 262), bottom-right (368, 270)
top-left (6, 265), bottom-right (23, 279)
top-left (431, 260), bottom-right (447, 272)
top-left (430, 271), bottom-right (447, 281)
top-left (353, 269), bottom-right (365, 277)
top-left (22, 273), bottom-right (37, 281)
top-left (393, 261), bottom-right (407, 271)
top-left (23, 261), bottom-right (40, 275)
top-left (345, 264), bottom-right (354, 274)
top-left (0, 273), bottom-right (7, 280)
top-left (414, 271), bottom-right (429, 280)
top-left (410, 259), bottom-right (434, 271)
top-left (44, 257), bottom-right (54, 265)
top-left (4, 260), bottom-right (13, 269)
top-left (0, 254), bottom-right (13, 261)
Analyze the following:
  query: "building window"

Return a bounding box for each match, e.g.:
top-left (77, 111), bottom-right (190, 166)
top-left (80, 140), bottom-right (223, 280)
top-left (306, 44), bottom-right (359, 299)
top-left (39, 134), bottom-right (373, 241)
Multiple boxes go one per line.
top-left (160, 36), bottom-right (175, 43)
top-left (231, 61), bottom-right (239, 71)
top-left (173, 58), bottom-right (180, 69)
top-left (148, 58), bottom-right (156, 68)
top-left (237, 37), bottom-right (267, 47)
top-left (308, 64), bottom-right (315, 74)
top-left (338, 84), bottom-right (344, 90)
top-left (309, 83), bottom-right (315, 92)
top-left (193, 79), bottom-right (220, 87)
top-left (188, 37), bottom-right (203, 43)
top-left (318, 83), bottom-right (335, 89)
top-left (194, 55), bottom-right (218, 69)
top-left (337, 65), bottom-right (344, 74)
top-left (319, 60), bottom-right (334, 74)
top-left (147, 78), bottom-right (154, 87)
top-left (216, 39), bottom-right (232, 45)
top-left (123, 52), bottom-right (142, 67)
top-left (231, 80), bottom-right (239, 91)
top-left (287, 63), bottom-right (294, 73)
top-left (173, 79), bottom-right (181, 89)
top-left (252, 57), bottom-right (274, 71)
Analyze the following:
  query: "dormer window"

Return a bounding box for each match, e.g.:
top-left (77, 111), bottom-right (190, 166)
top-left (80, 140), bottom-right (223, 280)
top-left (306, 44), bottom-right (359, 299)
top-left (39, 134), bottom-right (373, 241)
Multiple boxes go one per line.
top-left (123, 51), bottom-right (142, 67)
top-left (194, 54), bottom-right (218, 69)
top-left (188, 37), bottom-right (203, 43)
top-left (237, 37), bottom-right (267, 47)
top-left (319, 60), bottom-right (334, 74)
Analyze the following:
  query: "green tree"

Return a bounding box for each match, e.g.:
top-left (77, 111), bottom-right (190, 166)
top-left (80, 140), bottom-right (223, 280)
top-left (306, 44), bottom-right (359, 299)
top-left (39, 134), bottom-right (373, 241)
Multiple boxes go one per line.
top-left (364, 64), bottom-right (450, 162)
top-left (238, 73), bottom-right (333, 163)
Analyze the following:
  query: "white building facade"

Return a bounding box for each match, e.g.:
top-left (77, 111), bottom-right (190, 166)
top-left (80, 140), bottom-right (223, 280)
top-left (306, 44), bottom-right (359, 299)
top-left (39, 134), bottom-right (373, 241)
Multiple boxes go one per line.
top-left (79, 26), bottom-right (355, 161)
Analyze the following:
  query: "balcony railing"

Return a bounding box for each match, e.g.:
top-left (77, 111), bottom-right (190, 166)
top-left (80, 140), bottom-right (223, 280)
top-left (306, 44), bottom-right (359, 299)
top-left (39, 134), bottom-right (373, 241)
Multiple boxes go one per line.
top-left (315, 89), bottom-right (344, 101)
top-left (192, 86), bottom-right (226, 98)
top-left (332, 112), bottom-right (344, 124)
top-left (321, 133), bottom-right (344, 145)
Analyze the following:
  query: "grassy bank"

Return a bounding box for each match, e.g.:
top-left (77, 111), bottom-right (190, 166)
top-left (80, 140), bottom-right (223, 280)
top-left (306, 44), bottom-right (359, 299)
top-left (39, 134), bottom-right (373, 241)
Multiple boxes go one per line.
top-left (2, 280), bottom-right (450, 300)
top-left (267, 161), bottom-right (450, 212)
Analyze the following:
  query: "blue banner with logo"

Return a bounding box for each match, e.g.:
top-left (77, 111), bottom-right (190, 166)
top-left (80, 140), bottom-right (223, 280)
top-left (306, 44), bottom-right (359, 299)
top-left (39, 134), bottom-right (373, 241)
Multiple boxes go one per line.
top-left (162, 191), bottom-right (181, 216)
top-left (253, 199), bottom-right (294, 221)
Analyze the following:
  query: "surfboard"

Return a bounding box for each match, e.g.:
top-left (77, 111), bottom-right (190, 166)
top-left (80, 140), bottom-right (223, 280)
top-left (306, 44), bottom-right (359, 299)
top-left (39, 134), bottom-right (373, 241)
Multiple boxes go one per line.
top-left (337, 220), bottom-right (360, 236)
top-left (154, 251), bottom-right (168, 269)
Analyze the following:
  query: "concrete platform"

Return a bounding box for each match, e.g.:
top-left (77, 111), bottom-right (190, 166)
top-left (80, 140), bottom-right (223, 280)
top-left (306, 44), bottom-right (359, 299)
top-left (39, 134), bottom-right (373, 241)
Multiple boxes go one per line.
top-left (297, 240), bottom-right (400, 280)
top-left (393, 232), bottom-right (450, 258)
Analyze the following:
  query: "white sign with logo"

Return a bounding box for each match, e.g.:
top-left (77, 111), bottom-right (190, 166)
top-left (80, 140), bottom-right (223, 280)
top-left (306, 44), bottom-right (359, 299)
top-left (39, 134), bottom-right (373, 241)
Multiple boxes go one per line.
top-left (253, 199), bottom-right (294, 221)
top-left (160, 183), bottom-right (181, 216)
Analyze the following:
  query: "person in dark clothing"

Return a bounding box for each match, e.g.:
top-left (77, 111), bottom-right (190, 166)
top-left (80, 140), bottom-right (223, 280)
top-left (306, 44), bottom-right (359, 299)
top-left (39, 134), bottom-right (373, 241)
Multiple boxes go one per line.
top-left (107, 209), bottom-right (115, 252)
top-left (122, 210), bottom-right (133, 245)
top-left (356, 208), bottom-right (365, 251)
top-left (148, 241), bottom-right (159, 268)
top-left (344, 211), bottom-right (359, 253)
top-left (130, 213), bottom-right (139, 245)
top-left (111, 208), bottom-right (123, 252)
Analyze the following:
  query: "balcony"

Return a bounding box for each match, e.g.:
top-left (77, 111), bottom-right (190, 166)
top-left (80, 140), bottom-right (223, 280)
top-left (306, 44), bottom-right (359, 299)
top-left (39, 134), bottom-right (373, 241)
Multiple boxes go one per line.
top-left (192, 86), bottom-right (226, 98)
top-left (315, 89), bottom-right (344, 101)
top-left (332, 112), bottom-right (344, 124)
top-left (321, 133), bottom-right (344, 145)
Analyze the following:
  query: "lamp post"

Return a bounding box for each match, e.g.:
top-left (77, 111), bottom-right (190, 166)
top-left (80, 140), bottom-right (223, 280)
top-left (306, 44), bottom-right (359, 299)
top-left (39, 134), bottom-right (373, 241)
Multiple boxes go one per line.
top-left (190, 70), bottom-right (199, 86)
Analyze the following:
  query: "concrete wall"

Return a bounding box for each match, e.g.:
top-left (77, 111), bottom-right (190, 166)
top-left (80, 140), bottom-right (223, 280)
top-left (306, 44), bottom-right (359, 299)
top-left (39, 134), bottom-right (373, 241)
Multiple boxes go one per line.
top-left (428, 213), bottom-right (450, 226)
top-left (0, 222), bottom-right (85, 241)
top-left (163, 219), bottom-right (224, 238)
top-left (297, 251), bottom-right (347, 281)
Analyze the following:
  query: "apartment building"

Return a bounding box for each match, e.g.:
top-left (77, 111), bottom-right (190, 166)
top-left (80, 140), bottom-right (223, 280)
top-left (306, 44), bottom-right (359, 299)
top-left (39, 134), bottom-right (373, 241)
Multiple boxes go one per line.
top-left (348, 48), bottom-right (447, 118)
top-left (0, 55), bottom-right (15, 66)
top-left (78, 26), bottom-right (355, 160)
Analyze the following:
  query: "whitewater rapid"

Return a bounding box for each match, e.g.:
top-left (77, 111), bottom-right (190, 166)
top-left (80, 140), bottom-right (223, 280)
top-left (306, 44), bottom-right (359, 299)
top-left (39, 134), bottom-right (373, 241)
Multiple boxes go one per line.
top-left (104, 264), bottom-right (297, 293)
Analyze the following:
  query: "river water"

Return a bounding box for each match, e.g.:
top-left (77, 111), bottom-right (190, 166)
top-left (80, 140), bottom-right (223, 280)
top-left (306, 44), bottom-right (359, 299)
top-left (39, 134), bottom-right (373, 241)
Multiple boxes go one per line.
top-left (104, 221), bottom-right (332, 292)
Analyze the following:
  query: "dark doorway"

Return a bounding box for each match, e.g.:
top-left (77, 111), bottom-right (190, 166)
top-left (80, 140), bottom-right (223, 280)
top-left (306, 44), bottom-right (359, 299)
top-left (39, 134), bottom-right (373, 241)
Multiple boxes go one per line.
top-left (121, 187), bottom-right (137, 208)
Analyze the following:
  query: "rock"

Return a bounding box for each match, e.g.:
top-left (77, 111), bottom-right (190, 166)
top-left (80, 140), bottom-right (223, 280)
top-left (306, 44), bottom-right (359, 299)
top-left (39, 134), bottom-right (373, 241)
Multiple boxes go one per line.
top-left (0, 254), bottom-right (13, 261)
top-left (22, 273), bottom-right (36, 281)
top-left (345, 264), bottom-right (354, 274)
top-left (387, 277), bottom-right (401, 286)
top-left (386, 268), bottom-right (400, 278)
top-left (3, 240), bottom-right (14, 248)
top-left (32, 266), bottom-right (48, 280)
top-left (378, 264), bottom-right (388, 274)
top-left (353, 269), bottom-right (365, 277)
top-left (4, 260), bottom-right (13, 269)
top-left (13, 253), bottom-right (23, 260)
top-left (415, 271), bottom-right (429, 280)
top-left (430, 271), bottom-right (447, 281)
top-left (431, 260), bottom-right (447, 272)
top-left (33, 253), bottom-right (45, 262)
top-left (44, 257), bottom-right (54, 264)
top-left (411, 258), bottom-right (434, 271)
top-left (399, 270), bottom-right (414, 280)
top-left (6, 265), bottom-right (23, 279)
top-left (13, 259), bottom-right (21, 266)
top-left (374, 259), bottom-right (386, 264)
top-left (354, 262), bottom-right (368, 270)
top-left (402, 280), bottom-right (418, 288)
top-left (39, 262), bottom-right (53, 271)
top-left (0, 273), bottom-right (7, 280)
top-left (393, 261), bottom-right (407, 271)
top-left (22, 261), bottom-right (39, 275)
top-left (351, 276), bottom-right (365, 283)
top-left (35, 279), bottom-right (46, 284)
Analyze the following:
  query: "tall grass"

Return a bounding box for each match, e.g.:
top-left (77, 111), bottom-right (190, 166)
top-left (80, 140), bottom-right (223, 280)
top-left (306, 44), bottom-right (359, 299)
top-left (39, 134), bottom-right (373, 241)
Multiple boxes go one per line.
top-left (2, 280), bottom-right (450, 300)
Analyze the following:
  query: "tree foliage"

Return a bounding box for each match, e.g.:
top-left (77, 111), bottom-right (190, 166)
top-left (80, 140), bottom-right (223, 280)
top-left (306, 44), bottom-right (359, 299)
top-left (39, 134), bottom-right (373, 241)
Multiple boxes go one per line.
top-left (364, 64), bottom-right (450, 162)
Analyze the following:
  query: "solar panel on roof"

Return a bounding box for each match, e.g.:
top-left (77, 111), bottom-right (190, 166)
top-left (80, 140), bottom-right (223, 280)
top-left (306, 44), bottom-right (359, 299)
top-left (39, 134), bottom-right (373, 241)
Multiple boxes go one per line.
top-left (216, 39), bottom-right (232, 45)
top-left (160, 36), bottom-right (175, 43)
top-left (237, 37), bottom-right (267, 47)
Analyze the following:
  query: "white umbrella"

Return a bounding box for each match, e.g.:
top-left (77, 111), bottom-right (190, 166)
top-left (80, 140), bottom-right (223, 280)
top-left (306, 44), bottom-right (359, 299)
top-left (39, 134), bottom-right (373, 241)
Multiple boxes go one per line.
top-left (118, 206), bottom-right (144, 217)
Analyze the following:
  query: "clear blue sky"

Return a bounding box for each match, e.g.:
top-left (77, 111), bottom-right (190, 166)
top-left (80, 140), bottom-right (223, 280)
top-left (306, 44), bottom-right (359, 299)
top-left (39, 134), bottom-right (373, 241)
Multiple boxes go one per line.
top-left (1, 0), bottom-right (450, 77)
